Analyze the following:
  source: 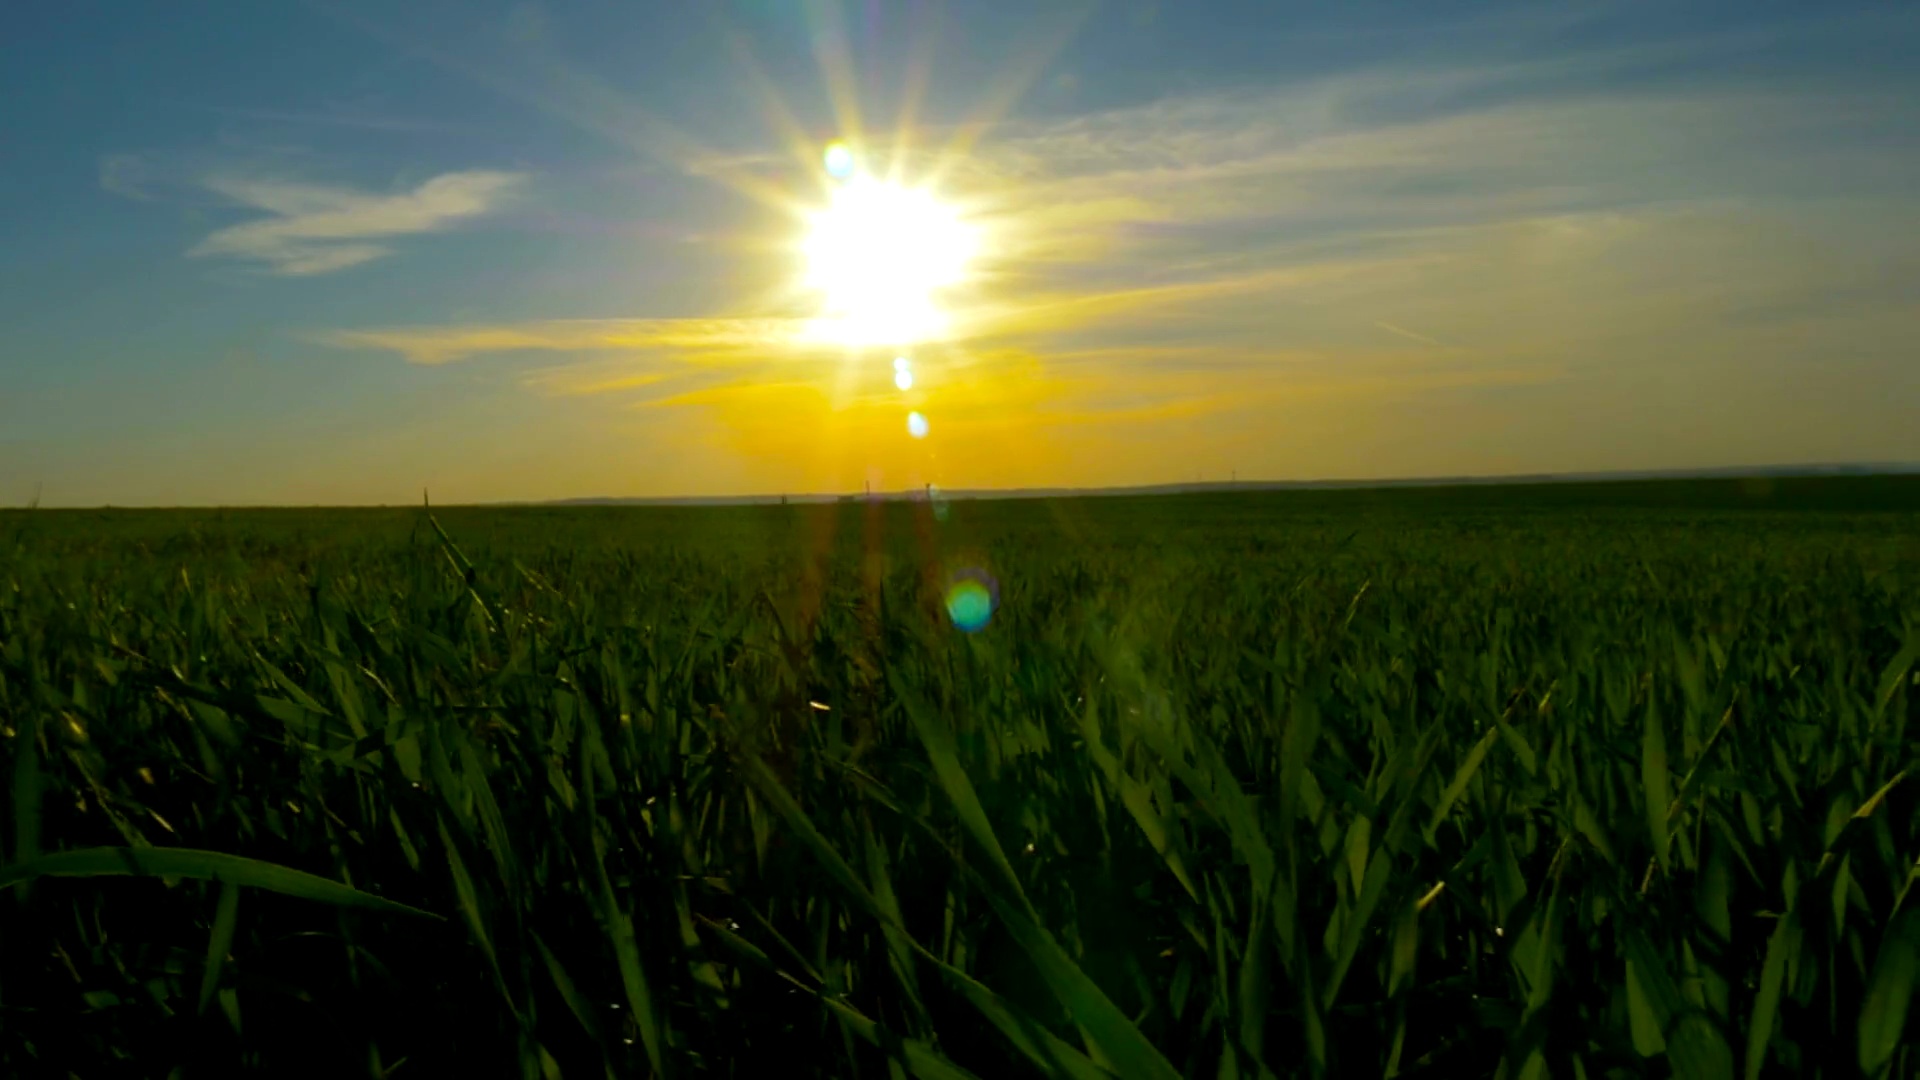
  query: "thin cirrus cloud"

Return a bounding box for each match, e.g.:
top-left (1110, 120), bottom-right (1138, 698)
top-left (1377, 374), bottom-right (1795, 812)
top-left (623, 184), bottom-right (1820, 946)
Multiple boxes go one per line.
top-left (321, 317), bottom-right (808, 365)
top-left (98, 154), bottom-right (156, 202)
top-left (322, 38), bottom-right (1920, 486)
top-left (189, 170), bottom-right (527, 275)
top-left (335, 60), bottom-right (1917, 350)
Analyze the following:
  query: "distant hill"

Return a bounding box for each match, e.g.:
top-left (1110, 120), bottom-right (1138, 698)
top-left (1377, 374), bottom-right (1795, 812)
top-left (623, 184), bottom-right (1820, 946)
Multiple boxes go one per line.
top-left (542, 462), bottom-right (1920, 507)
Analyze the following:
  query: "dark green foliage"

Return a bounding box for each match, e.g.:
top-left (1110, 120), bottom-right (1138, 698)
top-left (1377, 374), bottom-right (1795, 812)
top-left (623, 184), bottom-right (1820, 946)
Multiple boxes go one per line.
top-left (1, 483), bottom-right (1918, 1076)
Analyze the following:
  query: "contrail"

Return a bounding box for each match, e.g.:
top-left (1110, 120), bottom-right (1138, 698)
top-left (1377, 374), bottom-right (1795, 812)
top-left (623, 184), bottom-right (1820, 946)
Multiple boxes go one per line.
top-left (1376, 320), bottom-right (1450, 349)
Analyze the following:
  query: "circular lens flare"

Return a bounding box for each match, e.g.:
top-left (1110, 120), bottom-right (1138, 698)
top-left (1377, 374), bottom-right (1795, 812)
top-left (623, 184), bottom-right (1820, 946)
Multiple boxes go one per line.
top-left (894, 368), bottom-right (914, 390)
top-left (944, 568), bottom-right (997, 632)
top-left (907, 411), bottom-right (929, 438)
top-left (823, 142), bottom-right (854, 180)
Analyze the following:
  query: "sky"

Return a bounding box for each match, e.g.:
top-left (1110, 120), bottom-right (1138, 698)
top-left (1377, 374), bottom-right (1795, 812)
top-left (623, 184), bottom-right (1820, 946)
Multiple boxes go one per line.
top-left (2, 0), bottom-right (1917, 506)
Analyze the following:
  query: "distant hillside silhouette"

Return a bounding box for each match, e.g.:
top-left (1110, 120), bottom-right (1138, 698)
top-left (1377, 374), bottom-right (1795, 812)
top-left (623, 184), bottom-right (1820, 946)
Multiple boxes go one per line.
top-left (543, 462), bottom-right (1920, 507)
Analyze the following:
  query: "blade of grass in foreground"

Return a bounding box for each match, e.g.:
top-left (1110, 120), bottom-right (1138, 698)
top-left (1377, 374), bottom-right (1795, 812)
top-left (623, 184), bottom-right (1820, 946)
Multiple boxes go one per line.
top-left (436, 814), bottom-right (522, 1025)
top-left (891, 675), bottom-right (1181, 1080)
top-left (1426, 724), bottom-right (1499, 842)
top-left (532, 934), bottom-right (601, 1044)
top-left (889, 672), bottom-right (1029, 909)
top-left (579, 720), bottom-right (668, 1080)
top-left (1642, 699), bottom-right (1672, 874)
top-left (1744, 911), bottom-right (1800, 1080)
top-left (197, 881), bottom-right (243, 1016)
top-left (799, 974), bottom-right (985, 1080)
top-left (10, 712), bottom-right (40, 903)
top-left (0, 847), bottom-right (441, 918)
top-left (1860, 909), bottom-right (1920, 1078)
top-left (742, 757), bottom-right (1117, 1080)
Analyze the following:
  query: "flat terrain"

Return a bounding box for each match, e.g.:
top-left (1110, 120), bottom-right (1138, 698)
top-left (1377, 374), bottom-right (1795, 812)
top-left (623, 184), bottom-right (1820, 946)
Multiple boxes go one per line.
top-left (3, 478), bottom-right (1919, 1077)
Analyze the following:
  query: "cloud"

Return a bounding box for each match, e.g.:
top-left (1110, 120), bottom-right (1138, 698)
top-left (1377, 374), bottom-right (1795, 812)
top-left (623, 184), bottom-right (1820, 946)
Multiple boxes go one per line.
top-left (521, 364), bottom-right (677, 397)
top-left (202, 104), bottom-right (481, 135)
top-left (99, 154), bottom-right (155, 201)
top-left (955, 85), bottom-right (1914, 283)
top-left (1375, 322), bottom-right (1451, 349)
top-left (322, 316), bottom-right (806, 364)
top-left (190, 170), bottom-right (527, 275)
top-left (318, 27), bottom-right (1920, 487)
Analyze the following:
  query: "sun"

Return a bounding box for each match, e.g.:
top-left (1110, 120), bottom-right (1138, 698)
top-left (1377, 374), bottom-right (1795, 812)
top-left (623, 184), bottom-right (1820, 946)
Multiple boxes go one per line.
top-left (801, 173), bottom-right (977, 347)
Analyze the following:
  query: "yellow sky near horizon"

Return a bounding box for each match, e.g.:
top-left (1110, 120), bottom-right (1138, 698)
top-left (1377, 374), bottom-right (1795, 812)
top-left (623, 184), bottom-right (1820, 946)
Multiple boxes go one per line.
top-left (314, 179), bottom-right (1918, 500)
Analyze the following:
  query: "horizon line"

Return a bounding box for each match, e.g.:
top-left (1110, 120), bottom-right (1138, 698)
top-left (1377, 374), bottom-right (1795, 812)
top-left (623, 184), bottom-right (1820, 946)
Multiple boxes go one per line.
top-left (11, 461), bottom-right (1920, 511)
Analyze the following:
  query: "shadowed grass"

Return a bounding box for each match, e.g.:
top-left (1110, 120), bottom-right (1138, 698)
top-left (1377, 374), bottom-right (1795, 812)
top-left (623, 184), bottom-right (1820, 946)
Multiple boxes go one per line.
top-left (1, 485), bottom-right (1917, 1075)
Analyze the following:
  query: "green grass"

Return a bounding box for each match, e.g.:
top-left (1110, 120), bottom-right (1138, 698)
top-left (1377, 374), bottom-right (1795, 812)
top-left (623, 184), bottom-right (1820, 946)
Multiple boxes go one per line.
top-left (2, 480), bottom-right (1918, 1077)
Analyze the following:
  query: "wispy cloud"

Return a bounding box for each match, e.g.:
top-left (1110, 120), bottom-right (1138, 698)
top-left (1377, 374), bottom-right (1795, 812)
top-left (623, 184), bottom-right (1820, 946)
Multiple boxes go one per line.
top-left (190, 170), bottom-right (527, 275)
top-left (98, 154), bottom-right (155, 202)
top-left (958, 83), bottom-right (1914, 282)
top-left (1374, 322), bottom-right (1451, 349)
top-left (322, 317), bottom-right (805, 364)
top-left (321, 27), bottom-right (1920, 488)
top-left (202, 104), bottom-right (480, 135)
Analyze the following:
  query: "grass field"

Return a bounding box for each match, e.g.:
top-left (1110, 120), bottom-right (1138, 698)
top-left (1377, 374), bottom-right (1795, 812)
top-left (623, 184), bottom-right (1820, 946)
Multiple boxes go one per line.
top-left (3, 478), bottom-right (1919, 1078)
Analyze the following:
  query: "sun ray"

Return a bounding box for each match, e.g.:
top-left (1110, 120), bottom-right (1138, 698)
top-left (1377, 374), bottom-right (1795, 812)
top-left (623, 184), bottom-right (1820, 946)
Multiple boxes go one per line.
top-left (922, 3), bottom-right (1098, 189)
top-left (887, 0), bottom-right (943, 186)
top-left (714, 18), bottom-right (849, 191)
top-left (316, 2), bottom-right (819, 218)
top-left (804, 0), bottom-right (867, 152)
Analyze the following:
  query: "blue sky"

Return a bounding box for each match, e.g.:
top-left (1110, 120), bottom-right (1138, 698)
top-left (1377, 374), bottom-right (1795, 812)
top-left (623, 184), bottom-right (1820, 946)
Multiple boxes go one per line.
top-left (3, 0), bottom-right (1917, 505)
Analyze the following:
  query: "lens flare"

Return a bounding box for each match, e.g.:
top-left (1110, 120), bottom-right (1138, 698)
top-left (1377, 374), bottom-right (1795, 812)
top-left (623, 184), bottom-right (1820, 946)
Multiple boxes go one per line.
top-left (823, 141), bottom-right (854, 180)
top-left (892, 357), bottom-right (910, 372)
top-left (907, 411), bottom-right (929, 438)
top-left (894, 368), bottom-right (914, 390)
top-left (944, 568), bottom-right (997, 632)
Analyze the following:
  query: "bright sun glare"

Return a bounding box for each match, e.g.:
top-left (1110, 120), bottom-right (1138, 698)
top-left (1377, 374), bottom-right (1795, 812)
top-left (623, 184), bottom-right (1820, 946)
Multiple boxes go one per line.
top-left (802, 173), bottom-right (977, 347)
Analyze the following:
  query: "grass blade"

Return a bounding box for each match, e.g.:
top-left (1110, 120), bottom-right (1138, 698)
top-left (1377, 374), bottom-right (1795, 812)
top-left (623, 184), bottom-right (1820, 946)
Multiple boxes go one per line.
top-left (10, 712), bottom-right (40, 902)
top-left (197, 881), bottom-right (243, 1016)
top-left (889, 678), bottom-right (1179, 1080)
top-left (804, 978), bottom-right (985, 1080)
top-left (0, 847), bottom-right (439, 918)
top-left (1643, 699), bottom-right (1672, 873)
top-left (890, 672), bottom-right (1029, 908)
top-left (534, 932), bottom-right (606, 1046)
top-left (1426, 725), bottom-right (1499, 840)
top-left (1860, 909), bottom-right (1920, 1078)
top-left (1744, 912), bottom-right (1799, 1080)
top-left (744, 755), bottom-right (1115, 1080)
top-left (974, 886), bottom-right (1181, 1080)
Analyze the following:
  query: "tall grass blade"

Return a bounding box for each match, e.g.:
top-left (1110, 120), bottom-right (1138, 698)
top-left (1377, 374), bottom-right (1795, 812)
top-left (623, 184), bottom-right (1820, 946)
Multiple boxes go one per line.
top-left (1859, 909), bottom-right (1920, 1078)
top-left (197, 881), bottom-right (242, 1016)
top-left (1643, 698), bottom-right (1672, 873)
top-left (1743, 912), bottom-right (1799, 1080)
top-left (0, 847), bottom-right (439, 917)
top-left (11, 712), bottom-right (40, 902)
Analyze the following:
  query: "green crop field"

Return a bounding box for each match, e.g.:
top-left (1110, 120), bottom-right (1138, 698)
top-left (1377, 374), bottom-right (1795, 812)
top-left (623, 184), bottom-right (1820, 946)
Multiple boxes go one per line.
top-left (3, 478), bottom-right (1919, 1078)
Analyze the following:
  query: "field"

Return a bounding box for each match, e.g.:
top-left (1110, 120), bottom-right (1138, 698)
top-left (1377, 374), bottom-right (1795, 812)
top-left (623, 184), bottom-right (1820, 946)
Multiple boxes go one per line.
top-left (3, 478), bottom-right (1919, 1078)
